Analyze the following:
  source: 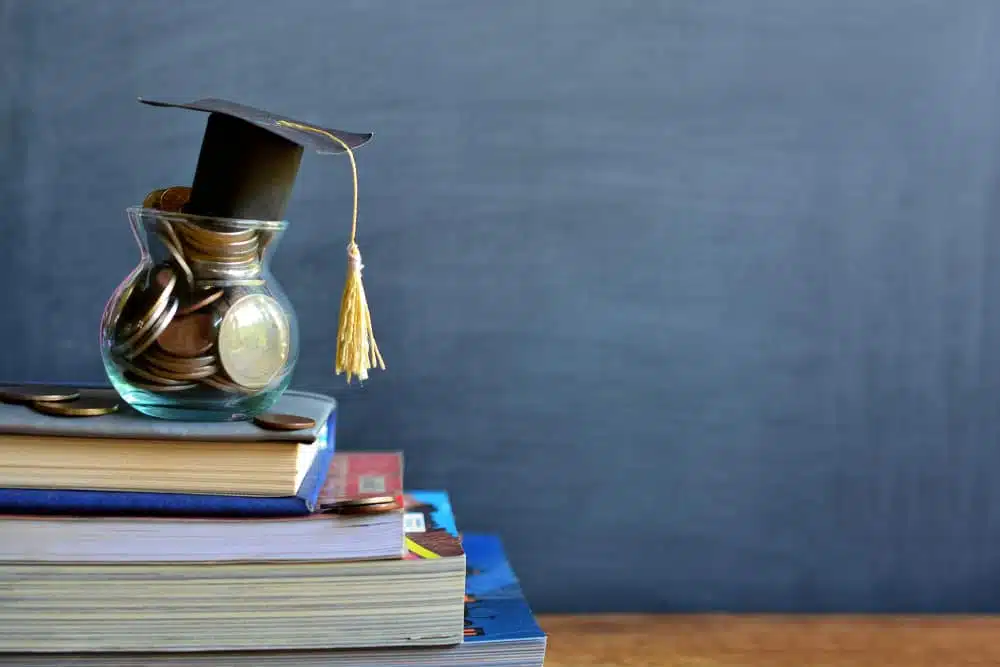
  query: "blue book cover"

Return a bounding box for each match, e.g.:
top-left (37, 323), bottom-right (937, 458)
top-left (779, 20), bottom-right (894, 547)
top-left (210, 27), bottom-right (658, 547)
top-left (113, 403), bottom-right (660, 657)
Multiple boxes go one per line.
top-left (462, 533), bottom-right (547, 645)
top-left (0, 390), bottom-right (337, 518)
top-left (404, 491), bottom-right (546, 645)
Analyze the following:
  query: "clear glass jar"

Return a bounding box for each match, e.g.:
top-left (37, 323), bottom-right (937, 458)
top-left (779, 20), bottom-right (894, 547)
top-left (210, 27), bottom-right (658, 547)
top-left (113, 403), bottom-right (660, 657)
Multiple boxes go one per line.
top-left (100, 207), bottom-right (299, 421)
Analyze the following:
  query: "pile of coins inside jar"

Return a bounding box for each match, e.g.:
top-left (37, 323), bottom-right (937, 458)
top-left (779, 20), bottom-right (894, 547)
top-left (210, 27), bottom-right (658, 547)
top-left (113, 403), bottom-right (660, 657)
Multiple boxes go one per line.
top-left (106, 187), bottom-right (292, 398)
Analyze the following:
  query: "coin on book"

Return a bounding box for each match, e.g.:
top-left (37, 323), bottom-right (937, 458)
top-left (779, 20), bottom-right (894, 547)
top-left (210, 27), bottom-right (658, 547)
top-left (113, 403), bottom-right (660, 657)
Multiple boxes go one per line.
top-left (217, 293), bottom-right (290, 390)
top-left (322, 496), bottom-right (401, 515)
top-left (253, 413), bottom-right (316, 431)
top-left (31, 396), bottom-right (120, 417)
top-left (0, 385), bottom-right (80, 404)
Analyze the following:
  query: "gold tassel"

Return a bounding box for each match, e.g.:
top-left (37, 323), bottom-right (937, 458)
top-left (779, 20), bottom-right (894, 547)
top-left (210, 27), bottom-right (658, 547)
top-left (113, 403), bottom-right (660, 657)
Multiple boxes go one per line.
top-left (277, 119), bottom-right (385, 383)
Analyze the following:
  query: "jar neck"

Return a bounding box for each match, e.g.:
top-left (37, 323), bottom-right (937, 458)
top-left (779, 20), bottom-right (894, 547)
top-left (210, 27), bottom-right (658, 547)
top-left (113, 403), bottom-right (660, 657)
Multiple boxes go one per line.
top-left (126, 207), bottom-right (285, 285)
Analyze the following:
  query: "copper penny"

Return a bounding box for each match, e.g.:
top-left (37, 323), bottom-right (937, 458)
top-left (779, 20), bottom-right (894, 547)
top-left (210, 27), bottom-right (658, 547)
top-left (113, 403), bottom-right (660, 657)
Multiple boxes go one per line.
top-left (135, 356), bottom-right (216, 382)
top-left (320, 496), bottom-right (400, 515)
top-left (157, 186), bottom-right (191, 213)
top-left (31, 397), bottom-right (120, 417)
top-left (177, 289), bottom-right (224, 316)
top-left (201, 373), bottom-right (254, 394)
top-left (143, 188), bottom-right (166, 209)
top-left (0, 385), bottom-right (80, 404)
top-left (252, 413), bottom-right (316, 431)
top-left (124, 373), bottom-right (198, 393)
top-left (142, 349), bottom-right (216, 373)
top-left (155, 312), bottom-right (215, 358)
top-left (157, 230), bottom-right (194, 290)
top-left (125, 297), bottom-right (179, 360)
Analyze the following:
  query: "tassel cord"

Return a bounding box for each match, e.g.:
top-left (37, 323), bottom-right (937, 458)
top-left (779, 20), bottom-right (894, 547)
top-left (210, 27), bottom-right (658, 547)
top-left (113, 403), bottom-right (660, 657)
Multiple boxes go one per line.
top-left (276, 119), bottom-right (385, 382)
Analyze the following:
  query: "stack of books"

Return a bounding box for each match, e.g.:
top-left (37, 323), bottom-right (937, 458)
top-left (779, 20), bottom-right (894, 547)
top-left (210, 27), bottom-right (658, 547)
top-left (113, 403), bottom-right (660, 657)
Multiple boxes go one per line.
top-left (0, 385), bottom-right (547, 666)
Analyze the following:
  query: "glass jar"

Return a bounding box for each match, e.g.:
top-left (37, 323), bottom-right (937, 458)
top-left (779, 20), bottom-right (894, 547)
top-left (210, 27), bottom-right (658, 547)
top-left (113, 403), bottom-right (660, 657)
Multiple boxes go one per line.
top-left (100, 207), bottom-right (299, 421)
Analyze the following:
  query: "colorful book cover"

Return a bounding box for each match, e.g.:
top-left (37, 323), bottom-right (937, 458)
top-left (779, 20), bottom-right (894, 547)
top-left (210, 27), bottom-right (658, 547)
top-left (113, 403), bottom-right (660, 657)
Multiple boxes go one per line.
top-left (402, 490), bottom-right (464, 560)
top-left (402, 490), bottom-right (544, 645)
top-left (319, 451), bottom-right (403, 503)
top-left (462, 533), bottom-right (546, 644)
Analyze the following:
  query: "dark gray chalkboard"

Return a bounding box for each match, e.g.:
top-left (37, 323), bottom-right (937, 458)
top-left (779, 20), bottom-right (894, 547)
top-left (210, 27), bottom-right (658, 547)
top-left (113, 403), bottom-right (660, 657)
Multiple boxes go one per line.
top-left (4, 0), bottom-right (1000, 613)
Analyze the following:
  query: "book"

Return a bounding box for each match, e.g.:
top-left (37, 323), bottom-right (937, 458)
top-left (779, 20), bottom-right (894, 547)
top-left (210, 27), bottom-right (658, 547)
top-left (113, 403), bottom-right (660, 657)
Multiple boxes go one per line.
top-left (0, 490), bottom-right (467, 653)
top-left (0, 532), bottom-right (546, 667)
top-left (0, 389), bottom-right (336, 516)
top-left (0, 452), bottom-right (405, 563)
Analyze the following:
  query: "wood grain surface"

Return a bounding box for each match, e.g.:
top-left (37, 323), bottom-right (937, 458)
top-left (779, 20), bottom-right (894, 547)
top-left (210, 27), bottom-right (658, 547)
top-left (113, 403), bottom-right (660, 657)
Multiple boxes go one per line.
top-left (539, 614), bottom-right (1000, 667)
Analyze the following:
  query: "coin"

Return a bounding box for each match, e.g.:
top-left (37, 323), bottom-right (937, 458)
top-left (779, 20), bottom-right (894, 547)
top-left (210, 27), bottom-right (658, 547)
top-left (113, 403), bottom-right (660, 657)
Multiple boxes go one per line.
top-left (122, 356), bottom-right (197, 386)
top-left (181, 233), bottom-right (259, 259)
top-left (31, 397), bottom-right (120, 417)
top-left (0, 385), bottom-right (80, 404)
top-left (158, 186), bottom-right (191, 213)
top-left (143, 188), bottom-right (166, 209)
top-left (253, 413), bottom-right (316, 431)
top-left (201, 373), bottom-right (255, 394)
top-left (124, 373), bottom-right (199, 393)
top-left (175, 219), bottom-right (256, 246)
top-left (157, 226), bottom-right (194, 289)
top-left (188, 257), bottom-right (261, 279)
top-left (156, 312), bottom-right (215, 358)
top-left (320, 496), bottom-right (400, 515)
top-left (177, 289), bottom-right (224, 316)
top-left (134, 356), bottom-right (216, 381)
top-left (218, 294), bottom-right (290, 389)
top-left (126, 297), bottom-right (179, 360)
top-left (114, 266), bottom-right (177, 354)
top-left (143, 349), bottom-right (216, 373)
top-left (195, 278), bottom-right (266, 289)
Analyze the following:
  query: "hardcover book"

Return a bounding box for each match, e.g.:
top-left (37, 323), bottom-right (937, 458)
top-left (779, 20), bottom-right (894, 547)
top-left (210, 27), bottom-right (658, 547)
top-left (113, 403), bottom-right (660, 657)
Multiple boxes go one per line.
top-left (0, 452), bottom-right (405, 563)
top-left (0, 389), bottom-right (337, 516)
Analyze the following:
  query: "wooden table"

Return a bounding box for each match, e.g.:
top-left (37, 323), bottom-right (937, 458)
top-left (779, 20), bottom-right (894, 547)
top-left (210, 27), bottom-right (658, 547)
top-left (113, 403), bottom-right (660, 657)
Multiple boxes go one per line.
top-left (539, 614), bottom-right (1000, 666)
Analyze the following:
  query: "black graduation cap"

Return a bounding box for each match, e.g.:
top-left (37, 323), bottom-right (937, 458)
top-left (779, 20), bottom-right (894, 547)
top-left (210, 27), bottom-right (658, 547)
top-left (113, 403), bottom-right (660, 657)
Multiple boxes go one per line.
top-left (138, 97), bottom-right (373, 221)
top-left (139, 96), bottom-right (385, 383)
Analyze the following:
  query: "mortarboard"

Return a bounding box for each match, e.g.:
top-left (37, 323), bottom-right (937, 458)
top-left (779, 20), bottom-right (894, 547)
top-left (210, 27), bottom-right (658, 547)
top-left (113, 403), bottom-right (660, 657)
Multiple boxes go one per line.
top-left (139, 97), bottom-right (385, 382)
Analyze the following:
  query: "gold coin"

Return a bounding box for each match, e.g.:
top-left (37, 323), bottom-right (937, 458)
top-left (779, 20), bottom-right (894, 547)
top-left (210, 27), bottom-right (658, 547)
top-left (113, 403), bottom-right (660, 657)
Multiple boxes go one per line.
top-left (143, 188), bottom-right (166, 209)
top-left (125, 297), bottom-right (179, 360)
top-left (158, 186), bottom-right (191, 213)
top-left (0, 385), bottom-right (80, 404)
top-left (217, 294), bottom-right (290, 390)
top-left (252, 413), bottom-right (316, 431)
top-left (31, 397), bottom-right (120, 417)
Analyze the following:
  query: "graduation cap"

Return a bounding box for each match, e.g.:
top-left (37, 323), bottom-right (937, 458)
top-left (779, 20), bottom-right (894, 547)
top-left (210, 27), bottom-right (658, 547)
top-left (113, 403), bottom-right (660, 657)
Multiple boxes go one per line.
top-left (139, 97), bottom-right (385, 382)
